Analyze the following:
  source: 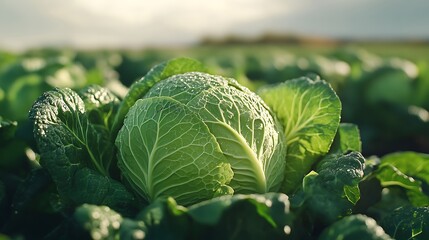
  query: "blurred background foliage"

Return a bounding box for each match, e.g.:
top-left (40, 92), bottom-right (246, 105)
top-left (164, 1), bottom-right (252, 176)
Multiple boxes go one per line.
top-left (1, 41), bottom-right (429, 158)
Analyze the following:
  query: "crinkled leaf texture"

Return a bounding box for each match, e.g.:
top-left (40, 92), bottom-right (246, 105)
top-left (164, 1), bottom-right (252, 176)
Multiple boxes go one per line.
top-left (293, 152), bottom-right (365, 224)
top-left (116, 95), bottom-right (234, 206)
top-left (258, 76), bottom-right (341, 193)
top-left (116, 69), bottom-right (286, 206)
top-left (112, 57), bottom-right (207, 137)
top-left (320, 214), bottom-right (392, 240)
top-left (79, 84), bottom-right (120, 130)
top-left (29, 87), bottom-right (135, 214)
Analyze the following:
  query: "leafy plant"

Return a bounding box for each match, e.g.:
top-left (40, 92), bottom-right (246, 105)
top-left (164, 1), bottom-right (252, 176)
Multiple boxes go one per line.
top-left (48, 193), bottom-right (292, 240)
top-left (319, 214), bottom-right (392, 240)
top-left (380, 206), bottom-right (429, 240)
top-left (29, 86), bottom-right (136, 214)
top-left (258, 76), bottom-right (341, 193)
top-left (115, 68), bottom-right (287, 205)
top-left (1, 53), bottom-right (427, 239)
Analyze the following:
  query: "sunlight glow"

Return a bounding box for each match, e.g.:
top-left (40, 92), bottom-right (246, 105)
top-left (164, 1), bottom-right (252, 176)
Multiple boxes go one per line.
top-left (0, 0), bottom-right (428, 50)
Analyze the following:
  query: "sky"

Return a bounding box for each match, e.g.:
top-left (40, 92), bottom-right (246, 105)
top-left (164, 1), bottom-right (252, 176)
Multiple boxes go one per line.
top-left (0, 0), bottom-right (428, 50)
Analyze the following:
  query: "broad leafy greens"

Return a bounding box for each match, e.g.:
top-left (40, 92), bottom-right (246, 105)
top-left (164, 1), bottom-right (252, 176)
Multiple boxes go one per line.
top-left (258, 76), bottom-right (341, 193)
top-left (54, 193), bottom-right (292, 240)
top-left (29, 87), bottom-right (136, 213)
top-left (6, 56), bottom-right (422, 239)
top-left (116, 71), bottom-right (286, 205)
top-left (380, 206), bottom-right (429, 240)
top-left (374, 152), bottom-right (429, 206)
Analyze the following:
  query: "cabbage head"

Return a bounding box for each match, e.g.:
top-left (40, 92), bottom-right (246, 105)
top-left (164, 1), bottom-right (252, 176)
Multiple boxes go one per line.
top-left (115, 72), bottom-right (286, 206)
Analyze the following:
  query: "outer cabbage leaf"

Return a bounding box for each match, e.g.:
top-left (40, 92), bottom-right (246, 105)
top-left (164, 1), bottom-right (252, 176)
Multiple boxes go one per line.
top-left (376, 152), bottom-right (429, 206)
top-left (79, 85), bottom-right (120, 130)
top-left (380, 206), bottom-right (429, 240)
top-left (187, 193), bottom-right (293, 240)
top-left (145, 72), bottom-right (286, 193)
top-left (112, 57), bottom-right (206, 136)
top-left (187, 82), bottom-right (285, 193)
top-left (29, 87), bottom-right (135, 213)
top-left (329, 123), bottom-right (362, 154)
top-left (30, 88), bottom-right (112, 175)
top-left (116, 96), bottom-right (234, 206)
top-left (320, 214), bottom-right (392, 240)
top-left (136, 193), bottom-right (293, 240)
top-left (258, 76), bottom-right (341, 193)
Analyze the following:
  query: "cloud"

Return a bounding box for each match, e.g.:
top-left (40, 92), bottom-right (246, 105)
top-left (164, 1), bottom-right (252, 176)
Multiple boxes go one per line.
top-left (0, 0), bottom-right (428, 50)
top-left (0, 0), bottom-right (292, 49)
top-left (235, 0), bottom-right (429, 39)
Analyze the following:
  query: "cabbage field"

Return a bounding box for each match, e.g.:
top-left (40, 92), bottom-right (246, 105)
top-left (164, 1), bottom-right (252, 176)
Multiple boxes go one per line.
top-left (1, 44), bottom-right (429, 239)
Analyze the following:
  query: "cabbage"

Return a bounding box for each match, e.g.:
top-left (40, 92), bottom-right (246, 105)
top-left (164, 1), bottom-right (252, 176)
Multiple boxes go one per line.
top-left (115, 72), bottom-right (286, 205)
top-left (29, 57), bottom-right (341, 209)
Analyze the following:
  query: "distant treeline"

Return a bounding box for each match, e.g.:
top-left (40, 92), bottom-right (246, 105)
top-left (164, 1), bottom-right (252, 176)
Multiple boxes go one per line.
top-left (199, 33), bottom-right (429, 46)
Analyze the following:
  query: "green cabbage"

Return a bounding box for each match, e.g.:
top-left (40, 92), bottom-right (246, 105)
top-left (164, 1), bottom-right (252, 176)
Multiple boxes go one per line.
top-left (116, 72), bottom-right (286, 206)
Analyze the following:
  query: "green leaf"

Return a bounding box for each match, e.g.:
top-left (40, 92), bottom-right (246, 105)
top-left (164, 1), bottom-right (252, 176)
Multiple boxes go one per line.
top-left (170, 73), bottom-right (286, 193)
top-left (137, 197), bottom-right (191, 240)
top-left (70, 168), bottom-right (138, 215)
top-left (29, 88), bottom-right (135, 213)
top-left (344, 185), bottom-right (361, 205)
top-left (116, 96), bottom-right (234, 206)
top-left (377, 152), bottom-right (429, 206)
top-left (320, 214), bottom-right (393, 240)
top-left (187, 193), bottom-right (293, 240)
top-left (79, 85), bottom-right (120, 131)
top-left (112, 57), bottom-right (206, 136)
top-left (380, 152), bottom-right (429, 183)
top-left (365, 67), bottom-right (413, 106)
top-left (330, 123), bottom-right (362, 154)
top-left (133, 193), bottom-right (293, 240)
top-left (258, 76), bottom-right (341, 193)
top-left (294, 152), bottom-right (365, 223)
top-left (380, 206), bottom-right (429, 240)
top-left (30, 88), bottom-right (112, 175)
